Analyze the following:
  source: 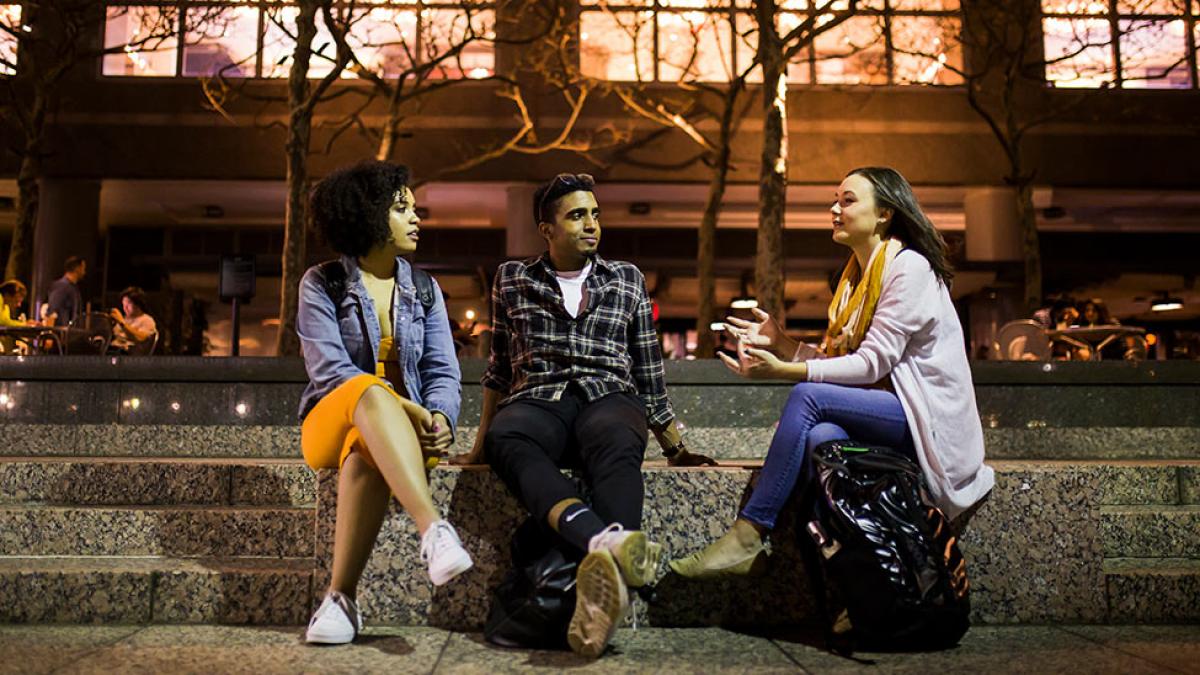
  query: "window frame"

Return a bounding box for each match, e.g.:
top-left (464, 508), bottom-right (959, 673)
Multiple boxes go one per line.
top-left (99, 1), bottom-right (498, 81)
top-left (577, 0), bottom-right (965, 87)
top-left (1040, 0), bottom-right (1200, 89)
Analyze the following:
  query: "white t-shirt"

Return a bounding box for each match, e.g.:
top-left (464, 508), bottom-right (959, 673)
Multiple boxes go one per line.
top-left (554, 260), bottom-right (592, 318)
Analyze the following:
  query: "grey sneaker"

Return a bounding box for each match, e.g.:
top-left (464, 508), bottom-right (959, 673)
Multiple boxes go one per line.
top-left (567, 548), bottom-right (629, 659)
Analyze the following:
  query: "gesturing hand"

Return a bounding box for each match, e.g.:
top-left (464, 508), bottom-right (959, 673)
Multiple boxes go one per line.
top-left (724, 307), bottom-right (790, 358)
top-left (718, 343), bottom-right (791, 380)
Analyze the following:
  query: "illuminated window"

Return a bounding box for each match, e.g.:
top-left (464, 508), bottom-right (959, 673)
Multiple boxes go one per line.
top-left (581, 0), bottom-right (962, 86)
top-left (1, 4), bottom-right (20, 76)
top-left (104, 2), bottom-right (495, 80)
top-left (1042, 0), bottom-right (1198, 89)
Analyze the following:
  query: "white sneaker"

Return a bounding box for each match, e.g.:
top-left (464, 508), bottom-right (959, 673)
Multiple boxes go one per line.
top-left (305, 590), bottom-right (361, 645)
top-left (420, 520), bottom-right (474, 586)
top-left (588, 523), bottom-right (662, 588)
top-left (567, 548), bottom-right (629, 659)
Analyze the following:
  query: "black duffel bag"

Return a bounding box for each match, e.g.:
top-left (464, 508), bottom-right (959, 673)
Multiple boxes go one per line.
top-left (484, 517), bottom-right (581, 650)
top-left (802, 440), bottom-right (970, 651)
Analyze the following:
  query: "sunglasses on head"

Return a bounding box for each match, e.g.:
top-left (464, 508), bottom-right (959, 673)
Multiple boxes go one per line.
top-left (538, 173), bottom-right (595, 223)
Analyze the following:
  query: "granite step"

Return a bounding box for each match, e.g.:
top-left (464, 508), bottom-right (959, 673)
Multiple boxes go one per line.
top-left (0, 457), bottom-right (315, 507)
top-left (1103, 558), bottom-right (1200, 622)
top-left (0, 555), bottom-right (313, 624)
top-left (5, 423), bottom-right (1200, 462)
top-left (0, 505), bottom-right (314, 558)
top-left (1100, 505), bottom-right (1200, 558)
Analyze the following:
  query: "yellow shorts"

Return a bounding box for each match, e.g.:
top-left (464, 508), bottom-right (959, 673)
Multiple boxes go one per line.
top-left (301, 373), bottom-right (412, 470)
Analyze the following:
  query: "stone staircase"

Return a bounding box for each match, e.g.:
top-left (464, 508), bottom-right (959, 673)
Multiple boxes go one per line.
top-left (0, 357), bottom-right (1196, 626)
top-left (0, 457), bottom-right (315, 624)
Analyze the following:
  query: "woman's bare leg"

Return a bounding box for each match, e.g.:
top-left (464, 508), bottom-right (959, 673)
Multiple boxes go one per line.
top-left (351, 385), bottom-right (439, 534)
top-left (329, 451), bottom-right (392, 596)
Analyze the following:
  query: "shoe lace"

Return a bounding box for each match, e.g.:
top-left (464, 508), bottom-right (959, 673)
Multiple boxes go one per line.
top-left (588, 522), bottom-right (625, 553)
top-left (421, 522), bottom-right (458, 564)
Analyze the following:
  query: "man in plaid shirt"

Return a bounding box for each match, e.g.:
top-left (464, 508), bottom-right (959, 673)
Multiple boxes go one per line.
top-left (453, 173), bottom-right (712, 658)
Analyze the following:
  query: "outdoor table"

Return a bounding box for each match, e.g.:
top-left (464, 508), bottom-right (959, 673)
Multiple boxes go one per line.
top-left (1047, 324), bottom-right (1146, 361)
top-left (0, 326), bottom-right (100, 355)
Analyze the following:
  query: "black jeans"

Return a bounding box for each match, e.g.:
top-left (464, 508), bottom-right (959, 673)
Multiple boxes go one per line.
top-left (485, 386), bottom-right (649, 530)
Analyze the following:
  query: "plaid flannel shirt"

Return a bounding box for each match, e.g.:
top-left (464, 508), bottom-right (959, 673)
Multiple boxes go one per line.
top-left (482, 253), bottom-right (674, 428)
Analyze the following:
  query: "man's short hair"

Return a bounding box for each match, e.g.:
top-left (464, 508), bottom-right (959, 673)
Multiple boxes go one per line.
top-left (63, 256), bottom-right (85, 274)
top-left (119, 286), bottom-right (150, 314)
top-left (532, 173), bottom-right (596, 227)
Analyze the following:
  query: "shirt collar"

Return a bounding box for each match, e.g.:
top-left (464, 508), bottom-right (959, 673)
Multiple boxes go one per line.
top-left (534, 252), bottom-right (612, 277)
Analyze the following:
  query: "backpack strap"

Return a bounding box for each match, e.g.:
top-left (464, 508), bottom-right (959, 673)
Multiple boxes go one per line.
top-left (318, 260), bottom-right (348, 306)
top-left (320, 258), bottom-right (435, 311)
top-left (412, 266), bottom-right (436, 311)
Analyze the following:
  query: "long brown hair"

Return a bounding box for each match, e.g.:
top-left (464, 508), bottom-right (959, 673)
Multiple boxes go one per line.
top-left (847, 167), bottom-right (954, 286)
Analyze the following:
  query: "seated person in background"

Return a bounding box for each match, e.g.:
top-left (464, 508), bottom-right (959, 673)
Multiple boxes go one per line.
top-left (1080, 298), bottom-right (1116, 327)
top-left (0, 280), bottom-right (32, 327)
top-left (1050, 300), bottom-right (1091, 361)
top-left (109, 286), bottom-right (158, 352)
top-left (0, 279), bottom-right (34, 354)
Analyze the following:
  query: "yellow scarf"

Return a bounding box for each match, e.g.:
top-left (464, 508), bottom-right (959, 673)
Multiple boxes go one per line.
top-left (822, 239), bottom-right (903, 357)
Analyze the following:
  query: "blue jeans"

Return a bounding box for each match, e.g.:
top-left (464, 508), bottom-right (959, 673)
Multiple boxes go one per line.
top-left (740, 382), bottom-right (915, 529)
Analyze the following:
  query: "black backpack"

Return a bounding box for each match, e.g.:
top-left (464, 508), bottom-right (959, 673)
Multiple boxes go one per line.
top-left (484, 517), bottom-right (581, 650)
top-left (319, 259), bottom-right (436, 310)
top-left (801, 440), bottom-right (970, 651)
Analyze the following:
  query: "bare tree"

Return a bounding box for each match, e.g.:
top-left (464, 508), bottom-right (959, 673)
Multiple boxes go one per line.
top-left (0, 3), bottom-right (220, 284)
top-left (895, 0), bottom-right (1178, 313)
top-left (752, 0), bottom-right (861, 320)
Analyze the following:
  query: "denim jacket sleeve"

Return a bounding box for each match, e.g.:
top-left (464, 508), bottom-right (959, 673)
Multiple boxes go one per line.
top-left (418, 275), bottom-right (463, 435)
top-left (297, 267), bottom-right (363, 394)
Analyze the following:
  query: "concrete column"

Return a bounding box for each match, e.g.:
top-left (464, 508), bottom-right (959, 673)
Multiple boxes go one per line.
top-left (506, 184), bottom-right (544, 259)
top-left (32, 179), bottom-right (101, 314)
top-left (964, 186), bottom-right (1022, 263)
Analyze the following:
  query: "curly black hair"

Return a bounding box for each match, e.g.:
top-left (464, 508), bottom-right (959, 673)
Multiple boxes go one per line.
top-left (310, 160), bottom-right (412, 257)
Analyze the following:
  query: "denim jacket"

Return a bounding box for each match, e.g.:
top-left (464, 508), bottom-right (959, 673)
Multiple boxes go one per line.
top-left (296, 255), bottom-right (462, 435)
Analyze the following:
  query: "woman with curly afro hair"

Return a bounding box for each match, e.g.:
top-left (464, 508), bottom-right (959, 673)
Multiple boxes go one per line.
top-left (296, 160), bottom-right (472, 644)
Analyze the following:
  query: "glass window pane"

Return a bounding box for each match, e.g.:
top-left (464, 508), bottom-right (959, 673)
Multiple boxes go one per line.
top-left (1, 4), bottom-right (20, 76)
top-left (420, 8), bottom-right (496, 79)
top-left (781, 0), bottom-right (886, 8)
top-left (777, 12), bottom-right (817, 83)
top-left (1116, 0), bottom-right (1187, 14)
top-left (734, 11), bottom-right (763, 82)
top-left (812, 15), bottom-right (887, 84)
top-left (1042, 17), bottom-right (1115, 87)
top-left (580, 10), bottom-right (655, 81)
top-left (659, 0), bottom-right (732, 7)
top-left (183, 6), bottom-right (259, 78)
top-left (891, 0), bottom-right (960, 10)
top-left (1041, 1), bottom-right (1109, 15)
top-left (348, 8), bottom-right (418, 79)
top-left (891, 16), bottom-right (963, 84)
top-left (261, 6), bottom-right (346, 79)
top-left (102, 6), bottom-right (180, 77)
top-left (658, 11), bottom-right (735, 82)
top-left (1119, 18), bottom-right (1190, 87)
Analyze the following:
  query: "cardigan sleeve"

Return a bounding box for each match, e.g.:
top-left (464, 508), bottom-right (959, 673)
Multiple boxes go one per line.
top-left (806, 251), bottom-right (940, 385)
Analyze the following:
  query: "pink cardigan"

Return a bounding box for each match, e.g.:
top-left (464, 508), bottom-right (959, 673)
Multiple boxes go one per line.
top-left (806, 249), bottom-right (994, 518)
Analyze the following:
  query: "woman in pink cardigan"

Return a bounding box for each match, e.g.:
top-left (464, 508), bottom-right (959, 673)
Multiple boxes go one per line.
top-left (672, 166), bottom-right (994, 578)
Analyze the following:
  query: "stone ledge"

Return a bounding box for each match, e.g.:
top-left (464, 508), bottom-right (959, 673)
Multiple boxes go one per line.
top-left (4, 424), bottom-right (1200, 462)
top-left (1100, 505), bottom-right (1200, 558)
top-left (313, 462), bottom-right (1200, 628)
